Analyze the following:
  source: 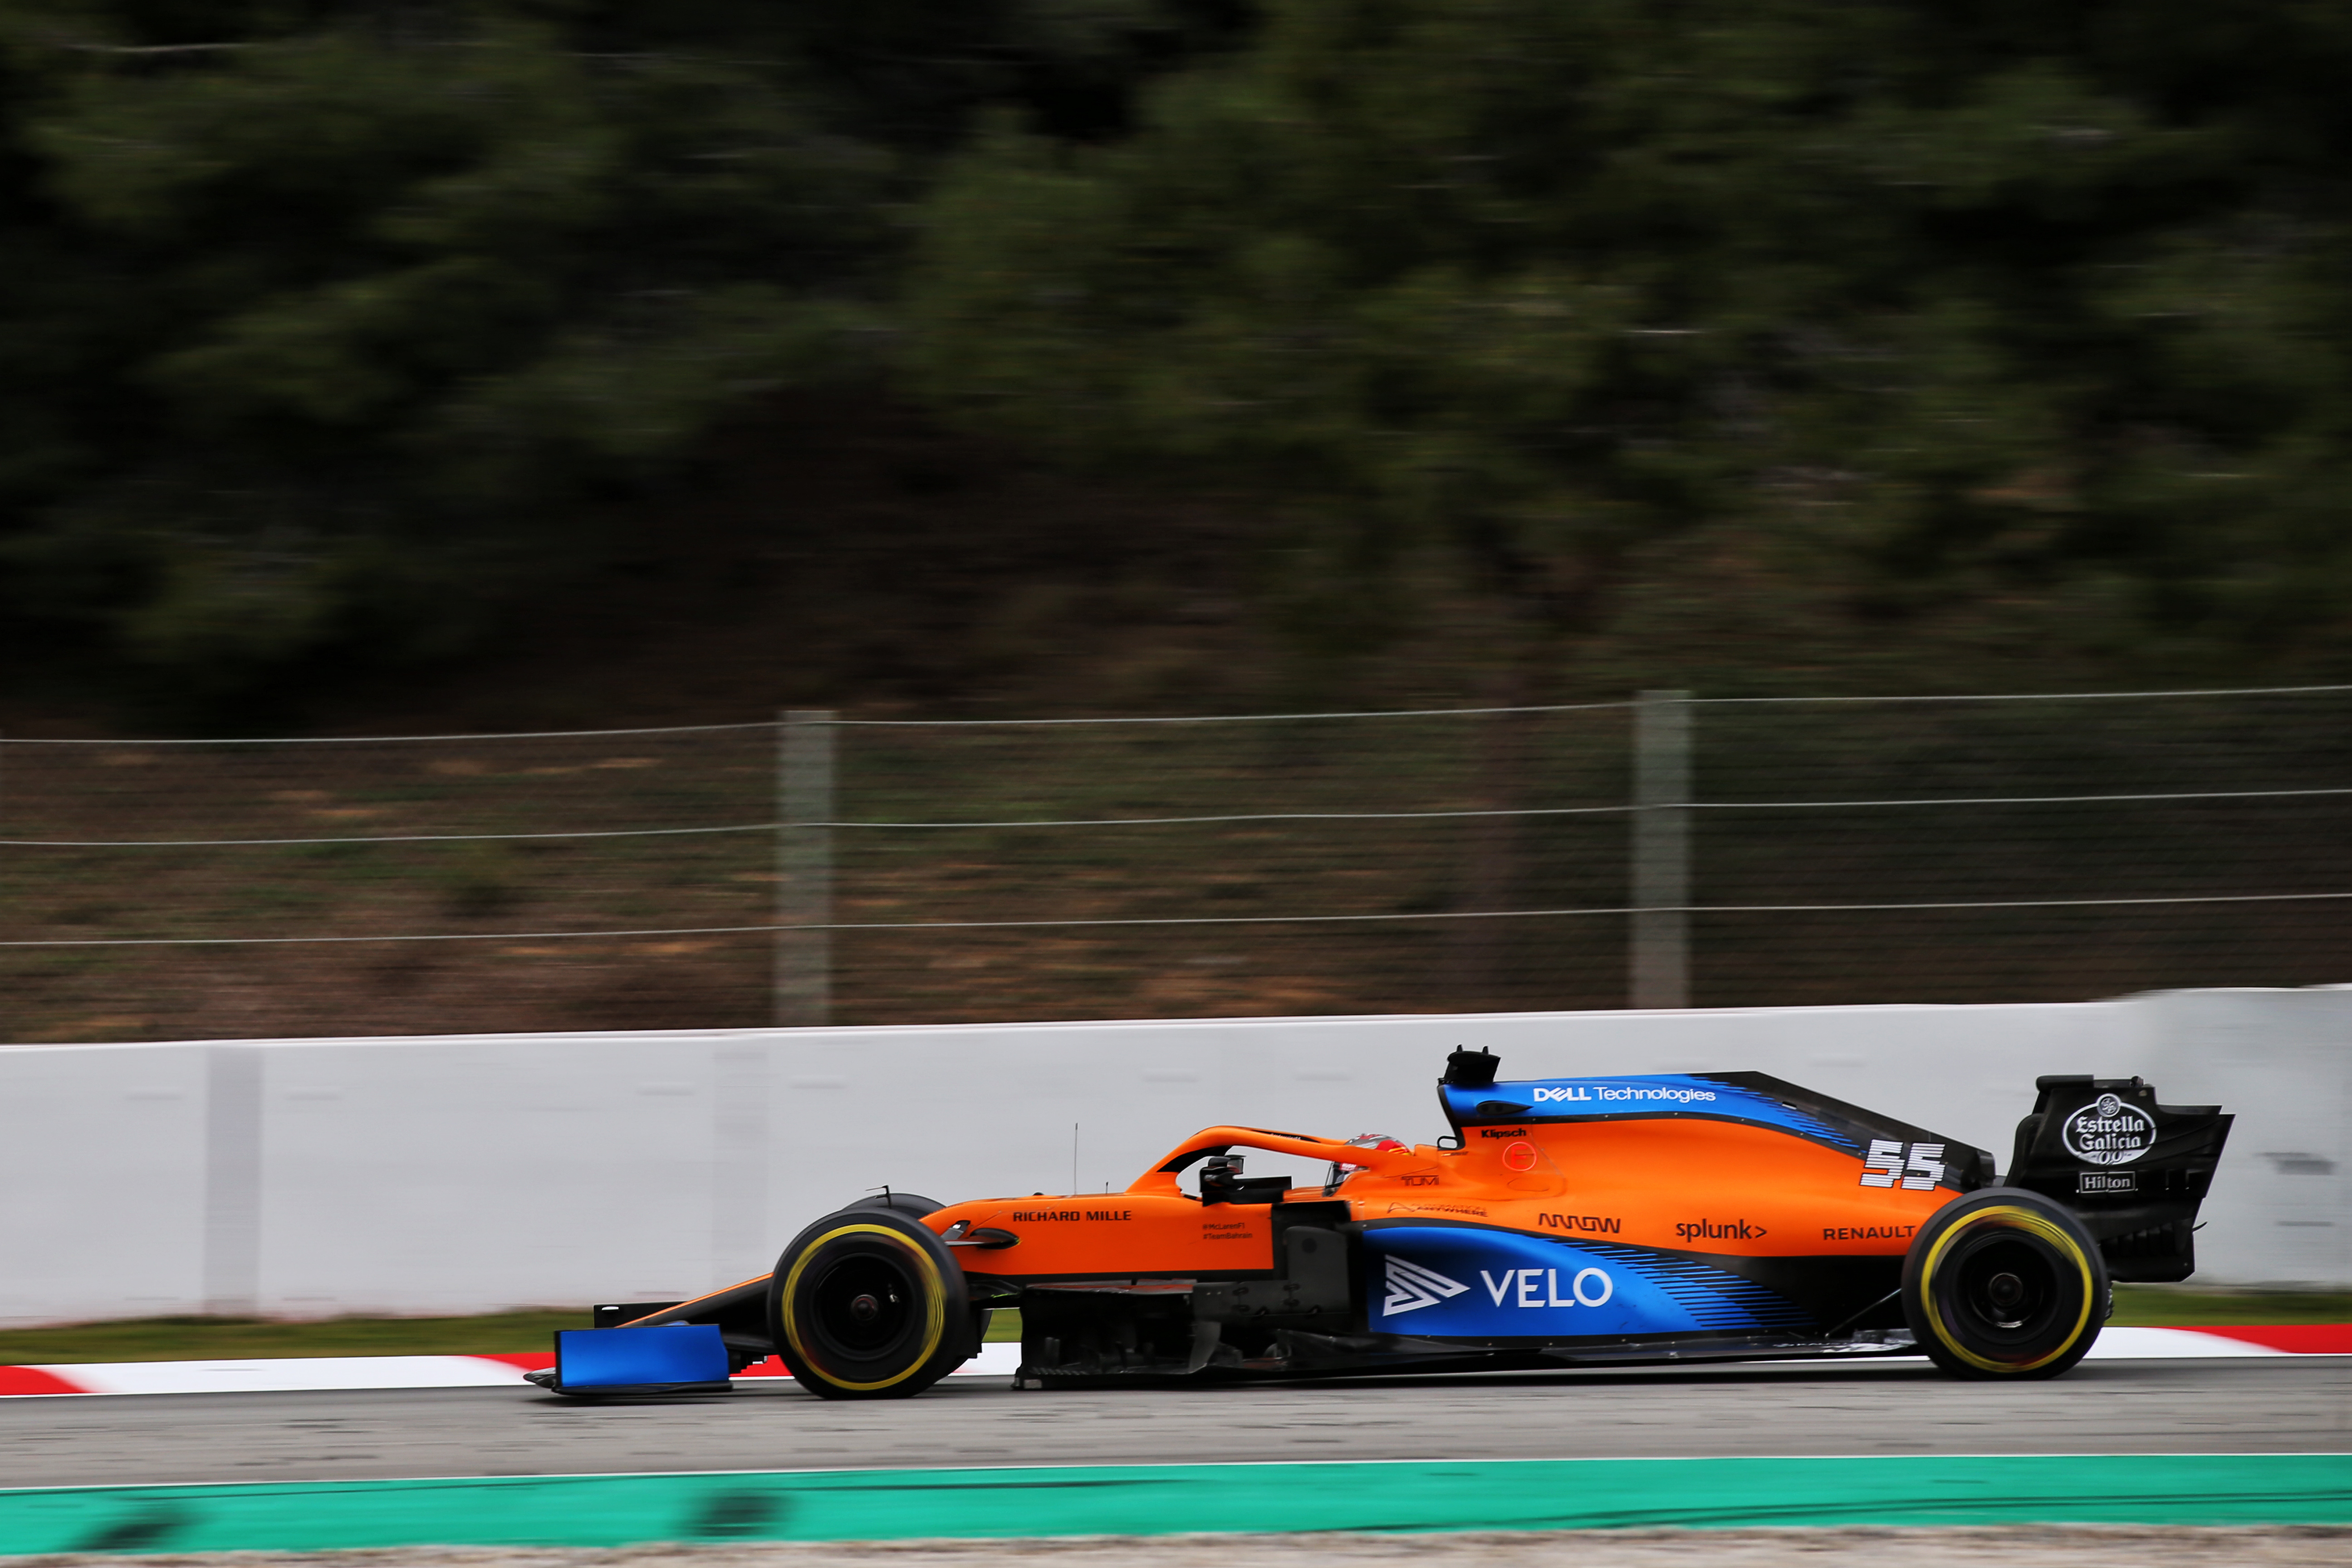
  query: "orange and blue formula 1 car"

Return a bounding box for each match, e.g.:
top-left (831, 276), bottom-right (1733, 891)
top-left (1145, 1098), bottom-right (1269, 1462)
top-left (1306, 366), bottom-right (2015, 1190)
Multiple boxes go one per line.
top-left (538, 1049), bottom-right (2230, 1399)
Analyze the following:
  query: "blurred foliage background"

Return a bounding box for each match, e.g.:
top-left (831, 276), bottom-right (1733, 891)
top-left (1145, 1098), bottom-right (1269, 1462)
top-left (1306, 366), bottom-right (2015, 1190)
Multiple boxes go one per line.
top-left (7, 0), bottom-right (2352, 721)
top-left (0, 0), bottom-right (1248, 715)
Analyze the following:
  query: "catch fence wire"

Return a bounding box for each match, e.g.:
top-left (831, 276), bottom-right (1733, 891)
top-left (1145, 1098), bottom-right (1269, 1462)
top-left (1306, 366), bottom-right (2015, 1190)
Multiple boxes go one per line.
top-left (4, 685), bottom-right (2352, 1041)
top-left (1682, 685), bottom-right (2352, 1005)
top-left (811, 702), bottom-right (1637, 1024)
top-left (0, 724), bottom-right (782, 1041)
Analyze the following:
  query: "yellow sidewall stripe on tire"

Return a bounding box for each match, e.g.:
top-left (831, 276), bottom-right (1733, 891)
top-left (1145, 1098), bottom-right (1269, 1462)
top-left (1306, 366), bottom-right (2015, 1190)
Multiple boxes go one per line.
top-left (780, 1223), bottom-right (947, 1393)
top-left (1918, 1205), bottom-right (2094, 1375)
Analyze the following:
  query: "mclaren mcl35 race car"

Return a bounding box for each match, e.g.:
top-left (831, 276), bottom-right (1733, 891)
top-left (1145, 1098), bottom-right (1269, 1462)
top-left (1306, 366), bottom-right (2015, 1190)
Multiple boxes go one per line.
top-left (534, 1050), bottom-right (2231, 1399)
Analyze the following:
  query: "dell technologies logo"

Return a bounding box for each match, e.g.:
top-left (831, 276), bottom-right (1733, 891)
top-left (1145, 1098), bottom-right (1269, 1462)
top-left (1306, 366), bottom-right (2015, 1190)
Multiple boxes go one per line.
top-left (1529, 1084), bottom-right (1719, 1105)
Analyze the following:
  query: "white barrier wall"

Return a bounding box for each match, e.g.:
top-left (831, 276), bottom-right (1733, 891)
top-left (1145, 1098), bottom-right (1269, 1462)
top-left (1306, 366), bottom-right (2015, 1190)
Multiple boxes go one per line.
top-left (2, 988), bottom-right (2344, 1325)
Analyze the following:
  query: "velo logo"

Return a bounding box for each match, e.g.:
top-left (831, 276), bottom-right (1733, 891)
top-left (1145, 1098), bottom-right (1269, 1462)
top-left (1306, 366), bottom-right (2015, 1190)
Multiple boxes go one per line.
top-left (1480, 1265), bottom-right (1613, 1309)
top-left (1381, 1255), bottom-right (1471, 1316)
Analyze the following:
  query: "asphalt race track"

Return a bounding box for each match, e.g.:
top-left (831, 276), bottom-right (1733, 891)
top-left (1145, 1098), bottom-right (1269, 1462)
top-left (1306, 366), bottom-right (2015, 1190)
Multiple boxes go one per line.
top-left (2, 1358), bottom-right (2342, 1490)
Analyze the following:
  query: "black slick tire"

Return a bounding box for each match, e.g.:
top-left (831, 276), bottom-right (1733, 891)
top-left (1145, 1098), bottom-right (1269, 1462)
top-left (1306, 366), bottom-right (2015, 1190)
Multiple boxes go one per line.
top-left (769, 1207), bottom-right (971, 1399)
top-left (1901, 1186), bottom-right (2107, 1380)
top-left (840, 1192), bottom-right (945, 1218)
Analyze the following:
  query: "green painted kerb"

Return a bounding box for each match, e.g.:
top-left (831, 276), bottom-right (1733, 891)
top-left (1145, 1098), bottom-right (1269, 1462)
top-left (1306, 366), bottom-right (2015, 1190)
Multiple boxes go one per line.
top-left (3, 1454), bottom-right (2347, 1556)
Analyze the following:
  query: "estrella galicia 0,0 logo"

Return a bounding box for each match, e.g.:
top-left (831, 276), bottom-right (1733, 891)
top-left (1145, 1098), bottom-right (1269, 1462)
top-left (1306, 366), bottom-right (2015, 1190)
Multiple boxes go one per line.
top-left (2062, 1093), bottom-right (2157, 1166)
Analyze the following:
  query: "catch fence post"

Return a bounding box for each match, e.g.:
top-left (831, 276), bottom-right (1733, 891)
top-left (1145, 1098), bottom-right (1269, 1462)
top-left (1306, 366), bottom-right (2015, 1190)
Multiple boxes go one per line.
top-left (776, 710), bottom-right (835, 1028)
top-left (1630, 690), bottom-right (1691, 1009)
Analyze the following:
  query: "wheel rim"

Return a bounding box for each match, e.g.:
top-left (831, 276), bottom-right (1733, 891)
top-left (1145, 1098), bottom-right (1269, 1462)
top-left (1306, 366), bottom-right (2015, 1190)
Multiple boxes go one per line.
top-left (813, 1256), bottom-right (915, 1356)
top-left (779, 1222), bottom-right (949, 1393)
top-left (1919, 1204), bottom-right (2094, 1374)
top-left (1950, 1235), bottom-right (2060, 1339)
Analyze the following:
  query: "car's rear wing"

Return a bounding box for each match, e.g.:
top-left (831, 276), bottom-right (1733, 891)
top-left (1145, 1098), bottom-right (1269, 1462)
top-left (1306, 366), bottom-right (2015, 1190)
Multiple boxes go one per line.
top-left (2007, 1074), bottom-right (2232, 1282)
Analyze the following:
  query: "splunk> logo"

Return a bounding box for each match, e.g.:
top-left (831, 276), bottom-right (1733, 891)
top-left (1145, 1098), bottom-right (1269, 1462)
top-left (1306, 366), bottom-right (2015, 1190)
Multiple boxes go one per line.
top-left (1381, 1255), bottom-right (1472, 1316)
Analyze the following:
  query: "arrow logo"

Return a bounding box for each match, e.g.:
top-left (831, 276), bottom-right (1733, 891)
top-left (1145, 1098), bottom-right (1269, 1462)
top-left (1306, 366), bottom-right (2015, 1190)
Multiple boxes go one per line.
top-left (1382, 1255), bottom-right (1470, 1316)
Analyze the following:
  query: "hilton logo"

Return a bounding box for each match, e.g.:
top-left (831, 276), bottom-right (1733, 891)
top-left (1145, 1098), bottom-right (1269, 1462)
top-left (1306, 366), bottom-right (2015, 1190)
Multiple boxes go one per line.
top-left (2062, 1093), bottom-right (2158, 1167)
top-left (2077, 1170), bottom-right (2137, 1195)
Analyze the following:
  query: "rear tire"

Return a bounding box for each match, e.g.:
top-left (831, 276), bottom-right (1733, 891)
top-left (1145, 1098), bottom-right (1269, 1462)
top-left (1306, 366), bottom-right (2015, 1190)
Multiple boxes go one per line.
top-left (769, 1207), bottom-right (970, 1399)
top-left (1902, 1187), bottom-right (2106, 1379)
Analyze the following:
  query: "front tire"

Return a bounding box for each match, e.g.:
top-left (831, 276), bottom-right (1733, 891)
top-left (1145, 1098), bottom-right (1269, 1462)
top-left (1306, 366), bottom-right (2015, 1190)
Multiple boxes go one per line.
top-left (840, 1191), bottom-right (944, 1218)
top-left (769, 1208), bottom-right (970, 1399)
top-left (1902, 1187), bottom-right (2107, 1379)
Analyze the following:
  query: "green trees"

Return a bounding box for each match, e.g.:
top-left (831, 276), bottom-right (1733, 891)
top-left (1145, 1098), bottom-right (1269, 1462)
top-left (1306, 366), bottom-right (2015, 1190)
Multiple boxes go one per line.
top-left (911, 0), bottom-right (2352, 672)
top-left (2, 6), bottom-right (877, 693)
top-left (10, 0), bottom-right (2352, 710)
top-left (16, 18), bottom-right (889, 691)
top-left (0, 0), bottom-right (1236, 706)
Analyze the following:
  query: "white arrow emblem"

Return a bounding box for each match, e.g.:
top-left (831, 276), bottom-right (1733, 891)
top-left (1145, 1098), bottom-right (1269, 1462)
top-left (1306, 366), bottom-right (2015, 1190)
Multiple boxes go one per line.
top-left (1382, 1255), bottom-right (1470, 1316)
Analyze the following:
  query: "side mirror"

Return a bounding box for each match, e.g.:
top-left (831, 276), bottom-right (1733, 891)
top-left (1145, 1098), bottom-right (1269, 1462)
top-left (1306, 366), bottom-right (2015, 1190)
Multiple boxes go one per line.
top-left (1198, 1154), bottom-right (1243, 1203)
top-left (1200, 1154), bottom-right (1294, 1205)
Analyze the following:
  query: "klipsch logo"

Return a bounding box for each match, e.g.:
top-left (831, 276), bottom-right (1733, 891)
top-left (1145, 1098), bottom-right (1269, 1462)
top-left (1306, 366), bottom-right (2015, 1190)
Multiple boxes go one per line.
top-left (1382, 1256), bottom-right (1471, 1316)
top-left (2063, 1094), bottom-right (2157, 1166)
